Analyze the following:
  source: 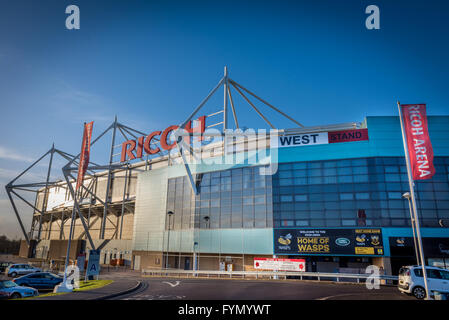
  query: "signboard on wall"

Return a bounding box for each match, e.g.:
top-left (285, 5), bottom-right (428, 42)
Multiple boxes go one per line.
top-left (254, 258), bottom-right (306, 272)
top-left (86, 250), bottom-right (101, 277)
top-left (273, 129), bottom-right (369, 149)
top-left (274, 228), bottom-right (384, 256)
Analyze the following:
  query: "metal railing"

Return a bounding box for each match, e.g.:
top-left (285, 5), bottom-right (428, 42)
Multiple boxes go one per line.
top-left (141, 269), bottom-right (398, 284)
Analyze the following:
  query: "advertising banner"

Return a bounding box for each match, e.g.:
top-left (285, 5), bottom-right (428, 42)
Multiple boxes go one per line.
top-left (400, 104), bottom-right (435, 180)
top-left (76, 121), bottom-right (94, 191)
top-left (273, 129), bottom-right (368, 149)
top-left (254, 258), bottom-right (306, 272)
top-left (274, 228), bottom-right (384, 256)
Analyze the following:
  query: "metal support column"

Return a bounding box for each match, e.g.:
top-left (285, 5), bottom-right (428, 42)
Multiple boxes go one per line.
top-left (223, 66), bottom-right (228, 131)
top-left (100, 116), bottom-right (117, 239)
top-left (5, 189), bottom-right (30, 244)
top-left (119, 166), bottom-right (129, 239)
top-left (37, 145), bottom-right (54, 240)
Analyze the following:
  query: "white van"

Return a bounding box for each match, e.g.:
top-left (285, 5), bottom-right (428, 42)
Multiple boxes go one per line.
top-left (398, 265), bottom-right (449, 299)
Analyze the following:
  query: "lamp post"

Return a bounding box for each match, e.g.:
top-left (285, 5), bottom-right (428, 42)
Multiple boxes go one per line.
top-left (193, 241), bottom-right (198, 275)
top-left (166, 211), bottom-right (174, 269)
top-left (203, 216), bottom-right (210, 271)
top-left (403, 192), bottom-right (420, 266)
top-left (203, 216), bottom-right (210, 228)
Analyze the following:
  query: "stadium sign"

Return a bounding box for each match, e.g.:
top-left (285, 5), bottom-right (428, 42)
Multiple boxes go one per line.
top-left (121, 116), bottom-right (206, 162)
top-left (273, 128), bottom-right (369, 148)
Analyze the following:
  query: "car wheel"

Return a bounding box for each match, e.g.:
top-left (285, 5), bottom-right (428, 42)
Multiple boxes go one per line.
top-left (10, 292), bottom-right (21, 299)
top-left (412, 286), bottom-right (426, 299)
top-left (10, 272), bottom-right (17, 278)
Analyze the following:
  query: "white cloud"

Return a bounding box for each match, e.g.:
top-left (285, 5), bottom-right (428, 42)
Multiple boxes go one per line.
top-left (0, 167), bottom-right (47, 183)
top-left (0, 146), bottom-right (34, 162)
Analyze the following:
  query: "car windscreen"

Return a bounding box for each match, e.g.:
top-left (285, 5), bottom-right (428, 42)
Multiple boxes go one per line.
top-left (399, 267), bottom-right (409, 275)
top-left (1, 281), bottom-right (17, 288)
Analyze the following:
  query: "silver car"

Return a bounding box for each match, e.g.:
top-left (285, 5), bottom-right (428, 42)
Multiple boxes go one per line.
top-left (5, 264), bottom-right (41, 278)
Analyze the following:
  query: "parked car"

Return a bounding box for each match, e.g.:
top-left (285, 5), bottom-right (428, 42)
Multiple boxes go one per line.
top-left (5, 264), bottom-right (41, 278)
top-left (0, 290), bottom-right (9, 300)
top-left (13, 272), bottom-right (63, 290)
top-left (398, 265), bottom-right (449, 299)
top-left (0, 262), bottom-right (13, 273)
top-left (0, 280), bottom-right (38, 299)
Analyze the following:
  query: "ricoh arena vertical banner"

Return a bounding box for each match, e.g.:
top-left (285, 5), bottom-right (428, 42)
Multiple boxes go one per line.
top-left (401, 104), bottom-right (435, 180)
top-left (76, 121), bottom-right (94, 191)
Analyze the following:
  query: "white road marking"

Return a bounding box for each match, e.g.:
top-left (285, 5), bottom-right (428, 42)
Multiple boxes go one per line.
top-left (316, 293), bottom-right (358, 300)
top-left (163, 281), bottom-right (180, 287)
top-left (124, 294), bottom-right (185, 300)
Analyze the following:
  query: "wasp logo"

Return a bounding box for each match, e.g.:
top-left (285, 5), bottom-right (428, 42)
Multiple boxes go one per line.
top-left (356, 234), bottom-right (367, 243)
top-left (278, 233), bottom-right (292, 245)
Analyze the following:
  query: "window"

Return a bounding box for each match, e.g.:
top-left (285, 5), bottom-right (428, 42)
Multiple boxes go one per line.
top-left (353, 166), bottom-right (368, 174)
top-left (355, 193), bottom-right (370, 200)
top-left (279, 171), bottom-right (292, 179)
top-left (295, 195), bottom-right (308, 202)
top-left (385, 174), bottom-right (400, 182)
top-left (279, 179), bottom-right (293, 186)
top-left (322, 168), bottom-right (336, 176)
top-left (342, 219), bottom-right (356, 226)
top-left (338, 176), bottom-right (353, 183)
top-left (340, 193), bottom-right (354, 200)
top-left (280, 195), bottom-right (293, 202)
top-left (440, 270), bottom-right (449, 280)
top-left (338, 167), bottom-right (352, 175)
top-left (323, 176), bottom-right (337, 183)
top-left (388, 192), bottom-right (402, 199)
top-left (385, 166), bottom-right (399, 173)
top-left (427, 269), bottom-right (442, 279)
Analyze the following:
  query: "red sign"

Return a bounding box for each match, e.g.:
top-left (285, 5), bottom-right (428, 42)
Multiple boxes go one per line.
top-left (401, 104), bottom-right (435, 180)
top-left (76, 121), bottom-right (94, 191)
top-left (121, 116), bottom-right (206, 162)
top-left (254, 258), bottom-right (305, 272)
top-left (328, 128), bottom-right (369, 144)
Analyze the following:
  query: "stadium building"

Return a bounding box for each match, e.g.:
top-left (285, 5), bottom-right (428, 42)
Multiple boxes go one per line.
top-left (7, 71), bottom-right (449, 276)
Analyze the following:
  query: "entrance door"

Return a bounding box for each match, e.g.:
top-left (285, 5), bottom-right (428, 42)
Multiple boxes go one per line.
top-left (184, 257), bottom-right (191, 270)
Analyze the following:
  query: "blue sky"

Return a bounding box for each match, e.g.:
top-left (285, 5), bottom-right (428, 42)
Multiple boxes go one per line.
top-left (1, 0), bottom-right (449, 238)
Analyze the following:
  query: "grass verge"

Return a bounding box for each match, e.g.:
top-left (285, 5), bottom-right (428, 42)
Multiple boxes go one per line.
top-left (20, 280), bottom-right (114, 299)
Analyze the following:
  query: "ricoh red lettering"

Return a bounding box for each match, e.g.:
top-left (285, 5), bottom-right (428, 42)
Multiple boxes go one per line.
top-left (120, 116), bottom-right (206, 162)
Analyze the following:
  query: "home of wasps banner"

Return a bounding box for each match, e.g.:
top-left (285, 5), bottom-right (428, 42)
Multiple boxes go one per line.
top-left (400, 104), bottom-right (435, 180)
top-left (76, 121), bottom-right (94, 191)
top-left (274, 228), bottom-right (384, 256)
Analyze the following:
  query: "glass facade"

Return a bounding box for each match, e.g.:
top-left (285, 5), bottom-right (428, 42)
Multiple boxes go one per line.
top-left (166, 165), bottom-right (273, 230)
top-left (166, 157), bottom-right (449, 231)
top-left (273, 156), bottom-right (449, 228)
